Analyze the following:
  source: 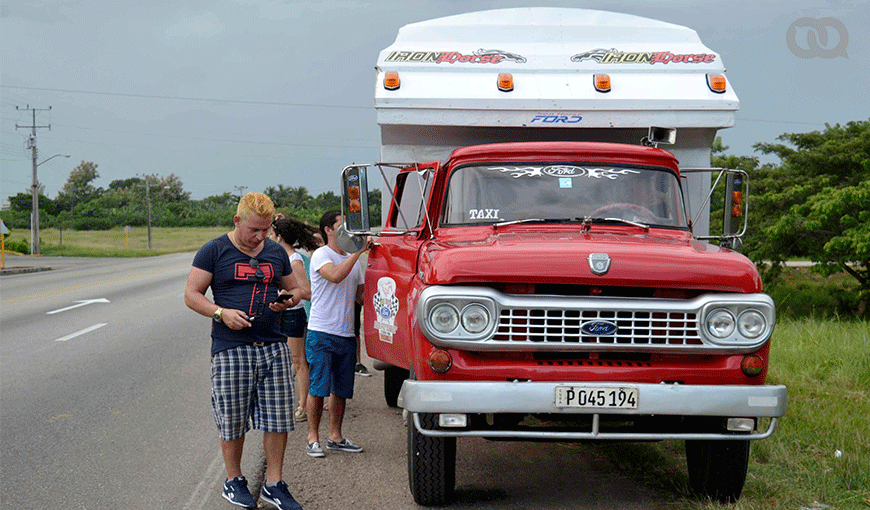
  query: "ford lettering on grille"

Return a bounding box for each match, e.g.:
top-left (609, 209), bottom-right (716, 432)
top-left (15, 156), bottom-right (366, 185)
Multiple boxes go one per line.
top-left (580, 320), bottom-right (618, 336)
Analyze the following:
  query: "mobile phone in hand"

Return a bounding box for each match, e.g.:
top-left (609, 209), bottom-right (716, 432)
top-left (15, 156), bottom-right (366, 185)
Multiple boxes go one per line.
top-left (273, 293), bottom-right (293, 304)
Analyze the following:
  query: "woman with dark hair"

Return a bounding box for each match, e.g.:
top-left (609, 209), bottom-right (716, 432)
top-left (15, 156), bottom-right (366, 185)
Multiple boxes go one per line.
top-left (271, 215), bottom-right (321, 422)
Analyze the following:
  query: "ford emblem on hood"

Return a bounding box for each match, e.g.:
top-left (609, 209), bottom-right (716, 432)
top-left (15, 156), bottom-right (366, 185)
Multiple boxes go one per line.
top-left (580, 320), bottom-right (619, 336)
top-left (588, 253), bottom-right (612, 275)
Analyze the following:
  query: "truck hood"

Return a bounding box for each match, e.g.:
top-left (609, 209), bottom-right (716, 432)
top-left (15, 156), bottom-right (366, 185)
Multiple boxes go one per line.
top-left (418, 230), bottom-right (762, 293)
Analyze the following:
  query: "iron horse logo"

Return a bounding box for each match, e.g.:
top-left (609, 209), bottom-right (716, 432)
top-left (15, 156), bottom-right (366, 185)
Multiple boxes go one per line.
top-left (492, 166), bottom-right (641, 180)
top-left (571, 48), bottom-right (716, 65)
top-left (385, 48), bottom-right (526, 64)
top-left (580, 320), bottom-right (619, 336)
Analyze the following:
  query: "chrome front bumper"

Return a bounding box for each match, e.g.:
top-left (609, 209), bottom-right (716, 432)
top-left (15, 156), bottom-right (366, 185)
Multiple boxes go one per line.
top-left (400, 380), bottom-right (787, 441)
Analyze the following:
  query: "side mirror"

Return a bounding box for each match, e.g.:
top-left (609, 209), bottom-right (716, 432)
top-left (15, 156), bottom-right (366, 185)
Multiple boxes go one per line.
top-left (341, 165), bottom-right (370, 233)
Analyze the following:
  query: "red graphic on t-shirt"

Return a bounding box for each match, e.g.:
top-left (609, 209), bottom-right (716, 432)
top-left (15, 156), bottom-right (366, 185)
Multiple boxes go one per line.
top-left (234, 262), bottom-right (273, 317)
top-left (234, 263), bottom-right (274, 282)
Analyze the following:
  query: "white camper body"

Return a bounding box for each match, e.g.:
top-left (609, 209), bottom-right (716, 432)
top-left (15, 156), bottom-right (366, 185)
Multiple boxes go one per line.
top-left (374, 8), bottom-right (739, 236)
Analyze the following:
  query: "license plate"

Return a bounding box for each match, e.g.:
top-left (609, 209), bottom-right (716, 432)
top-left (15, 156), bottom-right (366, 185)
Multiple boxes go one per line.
top-left (554, 386), bottom-right (639, 409)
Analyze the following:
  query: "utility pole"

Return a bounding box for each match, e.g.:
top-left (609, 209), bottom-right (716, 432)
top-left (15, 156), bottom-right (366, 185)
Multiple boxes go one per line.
top-left (234, 185), bottom-right (247, 199)
top-left (137, 175), bottom-right (168, 249)
top-left (16, 105), bottom-right (51, 255)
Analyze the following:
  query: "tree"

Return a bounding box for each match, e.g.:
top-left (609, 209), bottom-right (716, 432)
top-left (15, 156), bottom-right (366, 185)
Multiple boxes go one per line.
top-left (265, 185), bottom-right (310, 209)
top-left (747, 120), bottom-right (870, 306)
top-left (8, 191), bottom-right (56, 215)
top-left (57, 161), bottom-right (102, 210)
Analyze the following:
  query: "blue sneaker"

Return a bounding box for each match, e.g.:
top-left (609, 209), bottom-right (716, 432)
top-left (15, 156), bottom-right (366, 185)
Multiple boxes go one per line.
top-left (326, 438), bottom-right (364, 453)
top-left (222, 476), bottom-right (257, 508)
top-left (261, 480), bottom-right (303, 510)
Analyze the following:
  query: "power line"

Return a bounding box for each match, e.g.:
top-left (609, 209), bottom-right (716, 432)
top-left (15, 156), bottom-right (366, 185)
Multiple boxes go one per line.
top-left (1, 85), bottom-right (372, 110)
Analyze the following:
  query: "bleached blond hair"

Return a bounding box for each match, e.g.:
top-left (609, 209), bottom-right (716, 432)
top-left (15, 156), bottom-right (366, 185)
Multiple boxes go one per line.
top-left (236, 192), bottom-right (275, 220)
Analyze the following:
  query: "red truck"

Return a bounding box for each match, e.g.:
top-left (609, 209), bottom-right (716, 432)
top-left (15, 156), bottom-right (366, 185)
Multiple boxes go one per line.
top-left (339, 8), bottom-right (787, 506)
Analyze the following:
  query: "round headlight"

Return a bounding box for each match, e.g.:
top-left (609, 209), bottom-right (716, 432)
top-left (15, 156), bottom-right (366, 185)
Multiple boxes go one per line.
top-left (706, 309), bottom-right (736, 339)
top-left (461, 304), bottom-right (490, 334)
top-left (430, 303), bottom-right (459, 334)
top-left (738, 310), bottom-right (766, 338)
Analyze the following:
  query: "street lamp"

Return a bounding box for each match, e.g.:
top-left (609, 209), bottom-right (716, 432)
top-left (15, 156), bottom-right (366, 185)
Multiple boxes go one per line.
top-left (31, 153), bottom-right (71, 255)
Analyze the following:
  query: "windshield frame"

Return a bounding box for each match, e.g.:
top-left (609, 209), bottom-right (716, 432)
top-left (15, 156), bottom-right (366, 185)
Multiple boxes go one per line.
top-left (439, 160), bottom-right (689, 231)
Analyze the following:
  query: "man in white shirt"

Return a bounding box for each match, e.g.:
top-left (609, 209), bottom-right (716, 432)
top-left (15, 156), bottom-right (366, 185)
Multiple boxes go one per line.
top-left (304, 210), bottom-right (371, 457)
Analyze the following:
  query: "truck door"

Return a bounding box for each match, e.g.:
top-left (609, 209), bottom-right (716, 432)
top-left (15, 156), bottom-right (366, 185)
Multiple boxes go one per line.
top-left (364, 164), bottom-right (438, 370)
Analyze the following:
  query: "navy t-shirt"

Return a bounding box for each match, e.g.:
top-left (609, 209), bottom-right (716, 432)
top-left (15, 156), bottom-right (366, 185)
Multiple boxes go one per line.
top-left (192, 234), bottom-right (292, 356)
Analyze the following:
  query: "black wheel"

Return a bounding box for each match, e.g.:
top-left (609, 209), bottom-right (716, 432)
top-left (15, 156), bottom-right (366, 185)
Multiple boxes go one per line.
top-left (685, 439), bottom-right (750, 504)
top-left (408, 412), bottom-right (456, 506)
top-left (383, 366), bottom-right (409, 408)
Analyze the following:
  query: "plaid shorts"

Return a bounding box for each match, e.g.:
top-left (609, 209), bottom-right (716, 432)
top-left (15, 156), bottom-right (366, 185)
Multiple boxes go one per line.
top-left (211, 342), bottom-right (295, 441)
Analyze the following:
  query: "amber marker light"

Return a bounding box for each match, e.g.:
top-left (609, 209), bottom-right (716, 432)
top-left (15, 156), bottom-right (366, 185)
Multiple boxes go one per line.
top-left (707, 74), bottom-right (727, 93)
top-left (594, 74), bottom-right (611, 93)
top-left (429, 349), bottom-right (453, 373)
top-left (497, 73), bottom-right (514, 92)
top-left (384, 71), bottom-right (400, 90)
top-left (741, 354), bottom-right (765, 377)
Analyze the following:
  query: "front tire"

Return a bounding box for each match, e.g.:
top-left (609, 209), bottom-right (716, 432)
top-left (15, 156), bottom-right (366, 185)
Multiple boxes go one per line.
top-left (685, 439), bottom-right (750, 503)
top-left (408, 412), bottom-right (456, 506)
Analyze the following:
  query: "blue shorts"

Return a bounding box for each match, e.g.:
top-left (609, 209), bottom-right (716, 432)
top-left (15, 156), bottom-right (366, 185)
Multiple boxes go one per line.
top-left (306, 330), bottom-right (356, 399)
top-left (281, 307), bottom-right (308, 338)
top-left (211, 342), bottom-right (295, 441)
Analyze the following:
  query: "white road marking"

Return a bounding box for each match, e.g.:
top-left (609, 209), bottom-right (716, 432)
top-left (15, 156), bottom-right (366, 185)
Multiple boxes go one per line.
top-left (183, 451), bottom-right (227, 510)
top-left (55, 323), bottom-right (108, 342)
top-left (47, 298), bottom-right (110, 315)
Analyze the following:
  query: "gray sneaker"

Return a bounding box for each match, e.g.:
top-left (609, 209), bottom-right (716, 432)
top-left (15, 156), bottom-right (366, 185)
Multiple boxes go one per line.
top-left (326, 438), bottom-right (364, 453)
top-left (306, 441), bottom-right (325, 458)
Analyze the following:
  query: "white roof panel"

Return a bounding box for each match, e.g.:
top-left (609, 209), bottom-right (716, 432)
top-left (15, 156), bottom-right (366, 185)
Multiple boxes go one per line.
top-left (375, 8), bottom-right (738, 129)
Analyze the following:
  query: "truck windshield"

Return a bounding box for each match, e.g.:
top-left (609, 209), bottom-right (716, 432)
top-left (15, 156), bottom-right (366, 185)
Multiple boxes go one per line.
top-left (442, 164), bottom-right (687, 228)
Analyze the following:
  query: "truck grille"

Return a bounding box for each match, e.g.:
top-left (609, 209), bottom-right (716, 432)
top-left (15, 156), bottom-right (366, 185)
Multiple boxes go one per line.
top-left (495, 309), bottom-right (702, 346)
top-left (417, 286), bottom-right (774, 353)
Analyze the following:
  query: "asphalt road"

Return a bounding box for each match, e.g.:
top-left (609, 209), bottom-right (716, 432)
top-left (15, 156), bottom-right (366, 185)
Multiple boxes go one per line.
top-left (0, 253), bottom-right (667, 510)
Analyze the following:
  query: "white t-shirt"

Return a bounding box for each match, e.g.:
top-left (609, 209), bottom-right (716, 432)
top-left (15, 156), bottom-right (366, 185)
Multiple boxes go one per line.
top-left (308, 245), bottom-right (362, 337)
top-left (287, 251), bottom-right (306, 311)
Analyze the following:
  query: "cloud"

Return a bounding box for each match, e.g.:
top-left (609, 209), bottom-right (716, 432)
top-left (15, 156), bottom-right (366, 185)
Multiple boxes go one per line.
top-left (163, 10), bottom-right (225, 41)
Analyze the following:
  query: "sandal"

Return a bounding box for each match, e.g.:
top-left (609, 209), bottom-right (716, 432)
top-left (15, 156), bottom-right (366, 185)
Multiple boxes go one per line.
top-left (294, 406), bottom-right (307, 422)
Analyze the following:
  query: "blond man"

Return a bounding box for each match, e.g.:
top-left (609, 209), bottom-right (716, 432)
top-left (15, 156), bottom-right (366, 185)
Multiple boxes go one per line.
top-left (185, 192), bottom-right (303, 510)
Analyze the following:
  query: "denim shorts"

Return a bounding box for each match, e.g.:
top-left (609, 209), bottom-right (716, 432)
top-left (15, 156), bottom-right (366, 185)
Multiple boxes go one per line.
top-left (281, 307), bottom-right (308, 338)
top-left (306, 330), bottom-right (356, 399)
top-left (211, 342), bottom-right (295, 441)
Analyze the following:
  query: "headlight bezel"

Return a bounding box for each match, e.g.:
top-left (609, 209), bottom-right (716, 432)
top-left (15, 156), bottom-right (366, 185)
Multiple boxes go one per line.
top-left (700, 300), bottom-right (774, 347)
top-left (422, 295), bottom-right (497, 341)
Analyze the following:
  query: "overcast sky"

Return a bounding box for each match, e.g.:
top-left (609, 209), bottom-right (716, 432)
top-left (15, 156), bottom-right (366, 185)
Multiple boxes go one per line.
top-left (2, 0), bottom-right (868, 202)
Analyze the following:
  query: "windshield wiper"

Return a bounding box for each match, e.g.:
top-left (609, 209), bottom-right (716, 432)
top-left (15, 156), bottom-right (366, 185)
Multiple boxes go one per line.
top-left (582, 217), bottom-right (649, 232)
top-left (493, 218), bottom-right (577, 228)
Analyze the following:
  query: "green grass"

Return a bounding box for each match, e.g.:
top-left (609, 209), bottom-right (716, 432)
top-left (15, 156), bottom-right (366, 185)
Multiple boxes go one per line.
top-left (599, 319), bottom-right (870, 509)
top-left (31, 226), bottom-right (228, 257)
